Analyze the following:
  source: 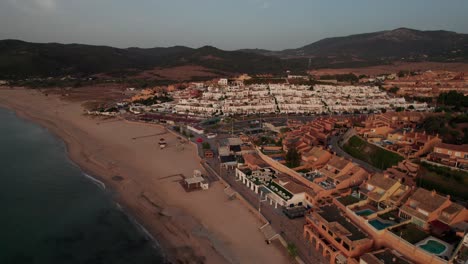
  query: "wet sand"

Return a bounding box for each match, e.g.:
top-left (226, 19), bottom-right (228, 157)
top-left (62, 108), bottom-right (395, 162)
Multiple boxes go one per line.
top-left (0, 87), bottom-right (291, 264)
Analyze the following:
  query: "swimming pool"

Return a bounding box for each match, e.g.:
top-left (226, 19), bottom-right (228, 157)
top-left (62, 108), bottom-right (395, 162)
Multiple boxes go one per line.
top-left (356, 209), bottom-right (375, 216)
top-left (369, 219), bottom-right (393, 230)
top-left (418, 239), bottom-right (447, 255)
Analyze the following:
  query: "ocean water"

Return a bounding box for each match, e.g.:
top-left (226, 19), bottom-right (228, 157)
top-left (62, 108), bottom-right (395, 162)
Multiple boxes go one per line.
top-left (0, 108), bottom-right (165, 264)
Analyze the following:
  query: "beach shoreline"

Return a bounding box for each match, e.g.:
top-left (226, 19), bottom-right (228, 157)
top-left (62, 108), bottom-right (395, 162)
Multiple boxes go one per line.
top-left (0, 98), bottom-right (175, 263)
top-left (0, 87), bottom-right (291, 264)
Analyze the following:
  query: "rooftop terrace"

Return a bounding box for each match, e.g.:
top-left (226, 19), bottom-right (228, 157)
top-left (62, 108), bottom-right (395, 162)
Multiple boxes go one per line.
top-left (318, 205), bottom-right (368, 241)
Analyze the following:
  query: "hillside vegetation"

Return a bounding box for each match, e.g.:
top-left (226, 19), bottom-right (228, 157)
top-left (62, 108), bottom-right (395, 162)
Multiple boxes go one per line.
top-left (343, 135), bottom-right (404, 170)
top-left (0, 40), bottom-right (285, 79)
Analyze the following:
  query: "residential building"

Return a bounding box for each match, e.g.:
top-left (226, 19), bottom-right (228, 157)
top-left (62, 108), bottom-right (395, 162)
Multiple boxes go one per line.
top-left (399, 188), bottom-right (452, 229)
top-left (427, 143), bottom-right (468, 169)
top-left (304, 205), bottom-right (373, 264)
top-left (359, 248), bottom-right (411, 264)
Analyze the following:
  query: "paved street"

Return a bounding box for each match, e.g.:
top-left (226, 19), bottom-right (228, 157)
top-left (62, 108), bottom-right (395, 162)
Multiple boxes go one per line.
top-left (204, 160), bottom-right (327, 264)
top-left (329, 135), bottom-right (382, 173)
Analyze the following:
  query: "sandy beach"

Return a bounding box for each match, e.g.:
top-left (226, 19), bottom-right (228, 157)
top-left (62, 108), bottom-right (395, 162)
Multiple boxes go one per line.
top-left (0, 87), bottom-right (291, 264)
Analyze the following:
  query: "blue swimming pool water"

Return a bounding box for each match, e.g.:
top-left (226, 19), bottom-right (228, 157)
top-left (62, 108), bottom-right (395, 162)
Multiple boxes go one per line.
top-left (419, 239), bottom-right (447, 255)
top-left (369, 219), bottom-right (393, 230)
top-left (356, 209), bottom-right (375, 216)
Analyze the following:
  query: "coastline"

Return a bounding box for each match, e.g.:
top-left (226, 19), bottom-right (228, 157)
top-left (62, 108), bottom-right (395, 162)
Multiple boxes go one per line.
top-left (0, 87), bottom-right (291, 264)
top-left (0, 103), bottom-right (171, 263)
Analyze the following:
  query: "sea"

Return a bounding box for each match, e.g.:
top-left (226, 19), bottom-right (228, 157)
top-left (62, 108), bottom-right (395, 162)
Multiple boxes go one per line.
top-left (0, 108), bottom-right (165, 264)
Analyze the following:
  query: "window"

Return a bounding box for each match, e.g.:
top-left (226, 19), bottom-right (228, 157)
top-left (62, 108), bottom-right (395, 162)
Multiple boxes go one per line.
top-left (343, 243), bottom-right (350, 251)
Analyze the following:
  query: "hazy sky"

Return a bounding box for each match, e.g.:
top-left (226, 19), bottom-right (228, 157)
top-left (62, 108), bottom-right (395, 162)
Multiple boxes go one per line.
top-left (1, 0), bottom-right (467, 50)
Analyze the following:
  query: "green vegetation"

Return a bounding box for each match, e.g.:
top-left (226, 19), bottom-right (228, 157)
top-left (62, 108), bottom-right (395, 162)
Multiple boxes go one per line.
top-left (267, 181), bottom-right (293, 200)
top-left (134, 95), bottom-right (173, 105)
top-left (337, 195), bottom-right (360, 206)
top-left (0, 40), bottom-right (286, 79)
top-left (437, 91), bottom-right (468, 111)
top-left (202, 142), bottom-right (211, 150)
top-left (243, 78), bottom-right (286, 85)
top-left (254, 136), bottom-right (277, 146)
top-left (395, 107), bottom-right (405, 112)
top-left (417, 162), bottom-right (468, 200)
top-left (343, 136), bottom-right (404, 170)
top-left (388, 86), bottom-right (400, 94)
top-left (285, 147), bottom-right (301, 168)
top-left (287, 243), bottom-right (299, 258)
top-left (421, 113), bottom-right (468, 144)
top-left (391, 223), bottom-right (429, 244)
top-left (319, 73), bottom-right (358, 83)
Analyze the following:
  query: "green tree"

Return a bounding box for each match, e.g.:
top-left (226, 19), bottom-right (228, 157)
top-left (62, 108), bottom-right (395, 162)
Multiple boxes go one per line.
top-left (285, 147), bottom-right (301, 168)
top-left (389, 86), bottom-right (400, 94)
top-left (202, 142), bottom-right (211, 150)
top-left (287, 243), bottom-right (298, 258)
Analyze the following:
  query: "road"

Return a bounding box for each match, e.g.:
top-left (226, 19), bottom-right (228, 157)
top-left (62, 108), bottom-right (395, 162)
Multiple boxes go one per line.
top-left (203, 159), bottom-right (326, 264)
top-left (329, 135), bottom-right (382, 173)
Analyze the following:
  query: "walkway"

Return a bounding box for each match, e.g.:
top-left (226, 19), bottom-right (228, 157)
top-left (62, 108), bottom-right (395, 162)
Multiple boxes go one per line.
top-left (329, 135), bottom-right (382, 173)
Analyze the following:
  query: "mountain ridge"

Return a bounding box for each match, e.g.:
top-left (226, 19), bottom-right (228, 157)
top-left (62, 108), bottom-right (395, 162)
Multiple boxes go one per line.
top-left (1, 28), bottom-right (467, 79)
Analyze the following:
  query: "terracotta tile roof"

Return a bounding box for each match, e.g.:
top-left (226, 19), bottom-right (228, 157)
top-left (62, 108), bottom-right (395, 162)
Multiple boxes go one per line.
top-left (435, 143), bottom-right (468, 152)
top-left (243, 153), bottom-right (269, 168)
top-left (404, 188), bottom-right (449, 214)
top-left (367, 173), bottom-right (398, 191)
top-left (442, 203), bottom-right (464, 215)
top-left (276, 174), bottom-right (313, 195)
top-left (303, 147), bottom-right (329, 159)
top-left (400, 205), bottom-right (429, 221)
top-left (328, 156), bottom-right (351, 170)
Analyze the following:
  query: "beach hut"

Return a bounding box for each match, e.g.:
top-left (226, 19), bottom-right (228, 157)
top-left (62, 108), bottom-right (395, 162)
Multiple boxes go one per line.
top-left (182, 170), bottom-right (209, 191)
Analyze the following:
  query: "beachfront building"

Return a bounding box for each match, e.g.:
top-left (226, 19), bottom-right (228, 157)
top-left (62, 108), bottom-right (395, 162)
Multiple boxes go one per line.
top-left (303, 204), bottom-right (373, 264)
top-left (235, 167), bottom-right (313, 209)
top-left (427, 143), bottom-right (468, 170)
top-left (181, 170), bottom-right (209, 191)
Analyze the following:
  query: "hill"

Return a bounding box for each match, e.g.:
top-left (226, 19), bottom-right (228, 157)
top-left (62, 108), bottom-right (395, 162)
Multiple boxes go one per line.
top-left (0, 40), bottom-right (285, 79)
top-left (2, 28), bottom-right (468, 79)
top-left (242, 28), bottom-right (468, 67)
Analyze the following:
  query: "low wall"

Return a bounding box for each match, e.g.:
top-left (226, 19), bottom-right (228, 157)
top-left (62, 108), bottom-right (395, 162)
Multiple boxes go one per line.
top-left (256, 148), bottom-right (317, 190)
top-left (335, 198), bottom-right (443, 264)
top-left (380, 230), bottom-right (447, 264)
